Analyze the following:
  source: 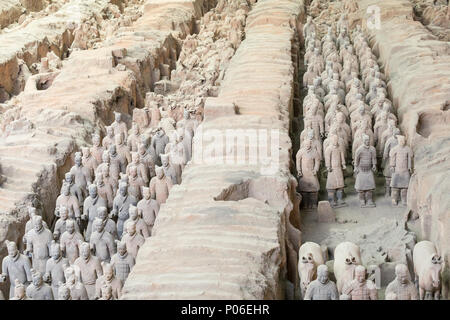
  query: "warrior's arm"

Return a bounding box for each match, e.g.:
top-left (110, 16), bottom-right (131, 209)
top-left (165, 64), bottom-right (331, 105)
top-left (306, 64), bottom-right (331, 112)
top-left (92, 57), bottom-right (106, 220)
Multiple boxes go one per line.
top-left (303, 284), bottom-right (314, 300)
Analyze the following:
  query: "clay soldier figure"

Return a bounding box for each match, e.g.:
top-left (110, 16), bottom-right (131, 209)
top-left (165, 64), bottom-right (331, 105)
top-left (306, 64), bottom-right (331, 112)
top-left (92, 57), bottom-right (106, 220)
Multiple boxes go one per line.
top-left (304, 104), bottom-right (324, 140)
top-left (98, 284), bottom-right (114, 300)
top-left (150, 166), bottom-right (173, 206)
top-left (389, 135), bottom-right (413, 206)
top-left (81, 147), bottom-right (98, 178)
top-left (126, 152), bottom-right (150, 185)
top-left (82, 184), bottom-right (108, 241)
top-left (90, 218), bottom-right (116, 263)
top-left (96, 150), bottom-right (111, 177)
top-left (109, 144), bottom-right (126, 180)
top-left (25, 215), bottom-right (53, 274)
top-left (138, 143), bottom-right (156, 179)
top-left (161, 153), bottom-right (179, 185)
top-left (341, 265), bottom-right (378, 300)
top-left (54, 206), bottom-right (80, 240)
top-left (111, 112), bottom-right (128, 141)
top-left (10, 280), bottom-right (28, 300)
top-left (354, 135), bottom-right (377, 207)
top-left (24, 207), bottom-right (49, 246)
top-left (304, 265), bottom-right (339, 300)
top-left (382, 128), bottom-right (400, 197)
top-left (44, 241), bottom-right (68, 297)
top-left (150, 101), bottom-right (162, 128)
top-left (125, 205), bottom-right (150, 238)
top-left (61, 172), bottom-right (84, 208)
top-left (127, 165), bottom-right (145, 200)
top-left (90, 134), bottom-right (105, 165)
top-left (97, 206), bottom-right (118, 240)
top-left (127, 123), bottom-right (140, 152)
top-left (385, 264), bottom-right (418, 300)
top-left (26, 270), bottom-right (54, 300)
top-left (110, 241), bottom-right (135, 283)
top-left (111, 182), bottom-right (138, 239)
top-left (101, 164), bottom-right (118, 195)
top-left (303, 16), bottom-right (317, 41)
top-left (151, 127), bottom-right (170, 166)
top-left (57, 284), bottom-right (71, 300)
top-left (96, 172), bottom-right (114, 209)
top-left (60, 220), bottom-right (84, 264)
top-left (64, 266), bottom-right (88, 300)
top-left (115, 133), bottom-right (132, 165)
top-left (137, 186), bottom-right (159, 235)
top-left (296, 139), bottom-right (320, 209)
top-left (70, 152), bottom-right (92, 199)
top-left (74, 242), bottom-right (103, 300)
top-left (102, 126), bottom-right (115, 149)
top-left (0, 241), bottom-right (32, 298)
top-left (121, 221), bottom-right (145, 260)
top-left (95, 262), bottom-right (122, 300)
top-left (55, 183), bottom-right (81, 224)
top-left (325, 135), bottom-right (347, 207)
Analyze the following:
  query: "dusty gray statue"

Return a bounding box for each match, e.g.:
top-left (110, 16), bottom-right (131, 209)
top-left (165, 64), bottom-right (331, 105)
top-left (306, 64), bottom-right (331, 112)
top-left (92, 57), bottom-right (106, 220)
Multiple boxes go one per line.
top-left (151, 127), bottom-right (170, 166)
top-left (121, 221), bottom-right (145, 260)
top-left (83, 184), bottom-right (108, 241)
top-left (25, 215), bottom-right (53, 274)
top-left (26, 269), bottom-right (54, 300)
top-left (60, 219), bottom-right (84, 264)
top-left (304, 264), bottom-right (339, 300)
top-left (90, 218), bottom-right (116, 262)
top-left (341, 265), bottom-right (378, 300)
top-left (44, 241), bottom-right (69, 297)
top-left (385, 264), bottom-right (418, 300)
top-left (354, 134), bottom-right (377, 207)
top-left (110, 240), bottom-right (135, 283)
top-left (95, 262), bottom-right (122, 300)
top-left (64, 265), bottom-right (88, 300)
top-left (70, 152), bottom-right (92, 200)
top-left (1, 240), bottom-right (32, 298)
top-left (73, 242), bottom-right (103, 300)
top-left (97, 206), bottom-right (118, 240)
top-left (125, 205), bottom-right (150, 238)
top-left (296, 139), bottom-right (320, 209)
top-left (324, 135), bottom-right (347, 207)
top-left (137, 186), bottom-right (159, 236)
top-left (111, 182), bottom-right (138, 239)
top-left (389, 135), bottom-right (413, 206)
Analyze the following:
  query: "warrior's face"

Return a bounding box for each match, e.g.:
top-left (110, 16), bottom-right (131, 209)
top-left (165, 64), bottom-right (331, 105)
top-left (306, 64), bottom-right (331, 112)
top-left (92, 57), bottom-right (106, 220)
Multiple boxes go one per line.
top-left (93, 135), bottom-right (100, 147)
top-left (115, 113), bottom-right (121, 123)
top-left (7, 243), bottom-right (18, 258)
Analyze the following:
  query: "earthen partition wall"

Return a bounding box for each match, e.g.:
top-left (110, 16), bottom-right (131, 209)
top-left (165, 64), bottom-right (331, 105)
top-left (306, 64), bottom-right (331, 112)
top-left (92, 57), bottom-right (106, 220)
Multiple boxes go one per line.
top-left (122, 0), bottom-right (306, 299)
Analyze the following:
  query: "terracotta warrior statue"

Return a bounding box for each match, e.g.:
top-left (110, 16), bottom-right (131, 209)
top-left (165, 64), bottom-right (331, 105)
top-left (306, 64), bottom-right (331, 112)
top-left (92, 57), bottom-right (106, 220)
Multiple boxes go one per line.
top-left (24, 207), bottom-right (49, 246)
top-left (90, 133), bottom-right (105, 165)
top-left (44, 241), bottom-right (68, 297)
top-left (97, 206), bottom-right (118, 240)
top-left (126, 152), bottom-right (150, 185)
top-left (341, 265), bottom-right (378, 300)
top-left (385, 264), bottom-right (418, 300)
top-left (151, 127), bottom-right (170, 166)
top-left (26, 269), bottom-right (54, 300)
top-left (110, 241), bottom-right (135, 283)
top-left (102, 126), bottom-right (115, 149)
top-left (127, 165), bottom-right (145, 200)
top-left (121, 221), bottom-right (145, 260)
top-left (74, 242), bottom-right (103, 300)
top-left (96, 172), bottom-right (114, 209)
top-left (150, 166), bottom-right (173, 206)
top-left (111, 182), bottom-right (138, 238)
top-left (70, 152), bottom-right (92, 199)
top-left (90, 218), bottom-right (116, 263)
top-left (382, 128), bottom-right (400, 197)
top-left (109, 144), bottom-right (127, 180)
top-left (137, 186), bottom-right (159, 235)
top-left (127, 123), bottom-right (140, 152)
top-left (296, 139), bottom-right (320, 209)
top-left (161, 153), bottom-right (179, 185)
top-left (304, 264), bottom-right (339, 300)
top-left (55, 183), bottom-right (81, 225)
top-left (82, 184), bottom-right (108, 241)
top-left (54, 206), bottom-right (80, 240)
top-left (61, 172), bottom-right (83, 208)
top-left (10, 280), bottom-right (27, 300)
top-left (115, 133), bottom-right (132, 165)
top-left (95, 262), bottom-right (122, 300)
top-left (64, 266), bottom-right (88, 300)
top-left (111, 112), bottom-right (128, 141)
top-left (81, 147), bottom-right (98, 178)
top-left (325, 135), bottom-right (347, 207)
top-left (138, 143), bottom-right (156, 179)
top-left (60, 219), bottom-right (84, 264)
top-left (1, 241), bottom-right (32, 298)
top-left (389, 135), bottom-right (413, 206)
top-left (98, 283), bottom-right (114, 300)
top-left (125, 205), bottom-right (150, 238)
top-left (25, 215), bottom-right (53, 274)
top-left (354, 134), bottom-right (377, 207)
